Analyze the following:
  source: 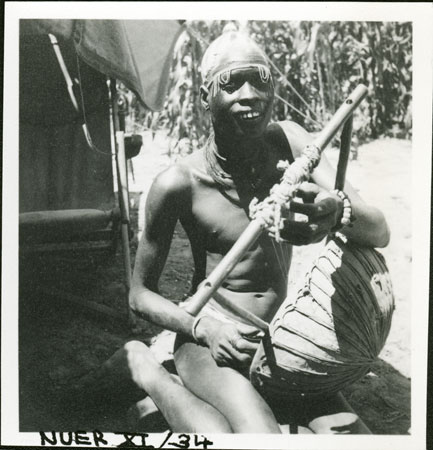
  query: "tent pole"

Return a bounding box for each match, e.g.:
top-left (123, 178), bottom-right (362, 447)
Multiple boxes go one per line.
top-left (109, 79), bottom-right (134, 326)
top-left (48, 34), bottom-right (80, 112)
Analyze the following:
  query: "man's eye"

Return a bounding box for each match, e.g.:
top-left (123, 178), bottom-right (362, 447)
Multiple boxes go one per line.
top-left (222, 83), bottom-right (237, 94)
top-left (250, 75), bottom-right (269, 90)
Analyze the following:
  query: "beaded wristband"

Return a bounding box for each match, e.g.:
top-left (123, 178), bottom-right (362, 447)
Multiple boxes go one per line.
top-left (331, 189), bottom-right (353, 231)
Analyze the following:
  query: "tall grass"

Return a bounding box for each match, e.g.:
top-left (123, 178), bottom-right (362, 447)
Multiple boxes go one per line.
top-left (130, 21), bottom-right (412, 157)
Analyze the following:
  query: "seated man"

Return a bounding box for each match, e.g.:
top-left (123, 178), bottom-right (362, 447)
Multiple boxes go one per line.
top-left (124, 30), bottom-right (390, 433)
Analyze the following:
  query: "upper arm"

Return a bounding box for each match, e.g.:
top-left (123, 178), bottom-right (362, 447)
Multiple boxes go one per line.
top-left (276, 120), bottom-right (313, 159)
top-left (132, 165), bottom-right (191, 292)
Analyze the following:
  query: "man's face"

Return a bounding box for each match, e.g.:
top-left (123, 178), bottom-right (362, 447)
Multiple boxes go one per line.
top-left (206, 67), bottom-right (274, 140)
top-left (201, 42), bottom-right (274, 140)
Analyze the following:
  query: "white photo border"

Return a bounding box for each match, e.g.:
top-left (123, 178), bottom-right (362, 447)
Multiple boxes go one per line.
top-left (3, 2), bottom-right (432, 449)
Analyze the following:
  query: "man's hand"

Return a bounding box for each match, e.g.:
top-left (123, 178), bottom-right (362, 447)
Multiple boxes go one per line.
top-left (279, 182), bottom-right (343, 245)
top-left (195, 317), bottom-right (263, 367)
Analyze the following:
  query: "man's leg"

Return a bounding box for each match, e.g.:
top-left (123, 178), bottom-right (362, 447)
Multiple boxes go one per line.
top-left (174, 337), bottom-right (281, 434)
top-left (78, 340), bottom-right (232, 432)
top-left (303, 392), bottom-right (371, 434)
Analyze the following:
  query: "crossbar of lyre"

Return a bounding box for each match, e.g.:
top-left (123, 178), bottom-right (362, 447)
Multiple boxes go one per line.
top-left (185, 85), bottom-right (368, 319)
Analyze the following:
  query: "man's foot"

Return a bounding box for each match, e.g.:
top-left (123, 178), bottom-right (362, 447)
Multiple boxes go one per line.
top-left (68, 340), bottom-right (163, 409)
top-left (123, 340), bottom-right (171, 393)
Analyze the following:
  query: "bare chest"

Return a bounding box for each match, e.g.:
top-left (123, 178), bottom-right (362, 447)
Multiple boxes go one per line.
top-left (189, 182), bottom-right (252, 253)
top-left (183, 175), bottom-right (291, 299)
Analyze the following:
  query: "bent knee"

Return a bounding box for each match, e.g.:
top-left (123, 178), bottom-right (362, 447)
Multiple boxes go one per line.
top-left (123, 340), bottom-right (149, 355)
top-left (123, 340), bottom-right (156, 375)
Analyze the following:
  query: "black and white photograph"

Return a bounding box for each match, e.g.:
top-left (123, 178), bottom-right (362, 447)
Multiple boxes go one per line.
top-left (2, 2), bottom-right (432, 449)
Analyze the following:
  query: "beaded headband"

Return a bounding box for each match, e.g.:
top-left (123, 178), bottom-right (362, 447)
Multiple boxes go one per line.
top-left (205, 62), bottom-right (273, 97)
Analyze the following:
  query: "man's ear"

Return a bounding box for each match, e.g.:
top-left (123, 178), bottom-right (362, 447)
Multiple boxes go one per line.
top-left (200, 85), bottom-right (210, 111)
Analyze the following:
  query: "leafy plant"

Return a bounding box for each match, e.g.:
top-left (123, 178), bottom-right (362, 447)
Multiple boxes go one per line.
top-left (127, 21), bottom-right (412, 157)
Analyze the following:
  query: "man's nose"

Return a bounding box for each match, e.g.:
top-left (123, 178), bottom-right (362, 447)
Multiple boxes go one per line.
top-left (237, 81), bottom-right (259, 102)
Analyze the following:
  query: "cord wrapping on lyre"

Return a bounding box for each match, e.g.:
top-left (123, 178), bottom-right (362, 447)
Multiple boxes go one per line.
top-left (249, 144), bottom-right (321, 242)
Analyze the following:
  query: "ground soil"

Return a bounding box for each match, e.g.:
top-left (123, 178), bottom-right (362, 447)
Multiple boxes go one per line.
top-left (19, 132), bottom-right (411, 434)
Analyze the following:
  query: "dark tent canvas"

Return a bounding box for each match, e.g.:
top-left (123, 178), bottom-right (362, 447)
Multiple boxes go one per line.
top-left (19, 33), bottom-right (119, 250)
top-left (20, 19), bottom-right (182, 111)
top-left (19, 20), bottom-right (182, 251)
top-left (19, 34), bottom-right (113, 214)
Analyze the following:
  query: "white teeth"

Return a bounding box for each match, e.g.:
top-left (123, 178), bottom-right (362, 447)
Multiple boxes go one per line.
top-left (240, 111), bottom-right (260, 120)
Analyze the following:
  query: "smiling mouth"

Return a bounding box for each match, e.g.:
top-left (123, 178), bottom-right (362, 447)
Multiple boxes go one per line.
top-left (238, 111), bottom-right (261, 120)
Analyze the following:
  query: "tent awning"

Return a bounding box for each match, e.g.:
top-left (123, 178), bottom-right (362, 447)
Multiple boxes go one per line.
top-left (20, 19), bottom-right (184, 111)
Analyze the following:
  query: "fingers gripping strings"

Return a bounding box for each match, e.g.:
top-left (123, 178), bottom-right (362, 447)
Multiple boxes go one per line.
top-left (249, 144), bottom-right (321, 280)
top-left (249, 144), bottom-right (321, 243)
